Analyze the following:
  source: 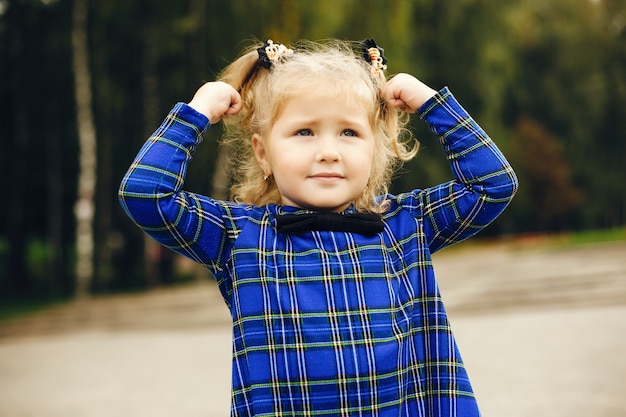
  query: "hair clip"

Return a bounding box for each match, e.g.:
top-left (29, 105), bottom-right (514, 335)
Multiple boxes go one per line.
top-left (257, 39), bottom-right (294, 69)
top-left (360, 38), bottom-right (388, 77)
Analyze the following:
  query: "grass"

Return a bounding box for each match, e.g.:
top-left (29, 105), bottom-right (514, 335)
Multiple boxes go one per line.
top-left (482, 227), bottom-right (626, 255)
top-left (563, 227), bottom-right (626, 246)
top-left (0, 296), bottom-right (69, 323)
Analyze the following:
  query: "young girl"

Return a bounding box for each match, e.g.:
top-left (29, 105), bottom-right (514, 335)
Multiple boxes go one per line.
top-left (119, 39), bottom-right (517, 416)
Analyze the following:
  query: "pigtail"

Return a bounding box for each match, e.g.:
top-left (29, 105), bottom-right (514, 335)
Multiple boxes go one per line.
top-left (217, 44), bottom-right (282, 206)
top-left (219, 50), bottom-right (258, 90)
top-left (219, 48), bottom-right (263, 134)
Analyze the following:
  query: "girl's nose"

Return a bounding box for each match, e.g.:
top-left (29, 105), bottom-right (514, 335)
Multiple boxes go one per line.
top-left (316, 136), bottom-right (341, 162)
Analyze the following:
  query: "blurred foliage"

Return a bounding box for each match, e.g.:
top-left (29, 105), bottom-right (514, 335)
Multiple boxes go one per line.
top-left (0, 0), bottom-right (624, 299)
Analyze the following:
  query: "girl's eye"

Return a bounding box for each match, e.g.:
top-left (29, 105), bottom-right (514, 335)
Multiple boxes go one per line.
top-left (342, 129), bottom-right (358, 137)
top-left (295, 129), bottom-right (313, 136)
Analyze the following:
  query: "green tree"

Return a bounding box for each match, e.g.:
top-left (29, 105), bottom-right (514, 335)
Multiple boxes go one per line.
top-left (510, 116), bottom-right (583, 231)
top-left (504, 0), bottom-right (626, 229)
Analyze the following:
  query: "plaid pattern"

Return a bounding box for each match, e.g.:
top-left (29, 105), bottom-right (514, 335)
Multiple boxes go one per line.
top-left (119, 88), bottom-right (517, 416)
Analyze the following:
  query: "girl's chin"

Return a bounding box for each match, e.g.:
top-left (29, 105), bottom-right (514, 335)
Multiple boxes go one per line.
top-left (281, 201), bottom-right (351, 213)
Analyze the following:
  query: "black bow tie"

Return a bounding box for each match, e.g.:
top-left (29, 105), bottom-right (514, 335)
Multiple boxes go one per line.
top-left (275, 212), bottom-right (384, 236)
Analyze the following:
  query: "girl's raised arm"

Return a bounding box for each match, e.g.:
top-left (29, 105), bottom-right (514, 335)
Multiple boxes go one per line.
top-left (386, 76), bottom-right (518, 252)
top-left (118, 83), bottom-right (241, 270)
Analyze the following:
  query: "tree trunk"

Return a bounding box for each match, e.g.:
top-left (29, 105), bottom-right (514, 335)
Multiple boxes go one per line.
top-left (71, 0), bottom-right (97, 298)
top-left (46, 100), bottom-right (65, 297)
top-left (6, 0), bottom-right (29, 295)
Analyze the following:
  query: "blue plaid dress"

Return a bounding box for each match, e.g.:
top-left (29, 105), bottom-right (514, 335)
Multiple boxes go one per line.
top-left (119, 88), bottom-right (517, 416)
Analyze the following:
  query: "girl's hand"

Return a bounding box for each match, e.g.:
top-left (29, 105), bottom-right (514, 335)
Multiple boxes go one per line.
top-left (188, 81), bottom-right (242, 123)
top-left (382, 73), bottom-right (437, 113)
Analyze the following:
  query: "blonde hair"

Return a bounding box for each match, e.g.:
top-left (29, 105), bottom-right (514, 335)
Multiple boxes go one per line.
top-left (219, 39), bottom-right (418, 213)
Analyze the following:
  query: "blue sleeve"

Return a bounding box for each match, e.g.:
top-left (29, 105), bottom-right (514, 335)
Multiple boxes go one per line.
top-left (404, 87), bottom-right (518, 252)
top-left (118, 103), bottom-right (238, 273)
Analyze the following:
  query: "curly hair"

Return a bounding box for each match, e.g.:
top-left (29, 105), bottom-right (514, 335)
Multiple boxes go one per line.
top-left (218, 39), bottom-right (418, 213)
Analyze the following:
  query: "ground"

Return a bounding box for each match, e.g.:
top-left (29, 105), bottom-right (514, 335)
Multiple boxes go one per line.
top-left (1, 239), bottom-right (625, 416)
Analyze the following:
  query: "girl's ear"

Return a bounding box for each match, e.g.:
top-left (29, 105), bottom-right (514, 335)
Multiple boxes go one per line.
top-left (252, 133), bottom-right (271, 176)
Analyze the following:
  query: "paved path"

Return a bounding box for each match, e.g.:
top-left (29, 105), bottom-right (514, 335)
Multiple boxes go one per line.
top-left (1, 240), bottom-right (625, 416)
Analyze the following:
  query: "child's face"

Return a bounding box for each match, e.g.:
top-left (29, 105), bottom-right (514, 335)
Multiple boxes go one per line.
top-left (253, 92), bottom-right (375, 212)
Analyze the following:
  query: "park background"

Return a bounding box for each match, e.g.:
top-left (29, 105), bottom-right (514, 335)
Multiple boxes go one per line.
top-left (0, 0), bottom-right (625, 416)
top-left (1, 0), bottom-right (625, 299)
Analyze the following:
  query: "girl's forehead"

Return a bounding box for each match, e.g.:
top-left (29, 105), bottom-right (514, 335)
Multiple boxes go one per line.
top-left (278, 82), bottom-right (377, 111)
top-left (285, 90), bottom-right (370, 112)
top-left (271, 88), bottom-right (375, 124)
